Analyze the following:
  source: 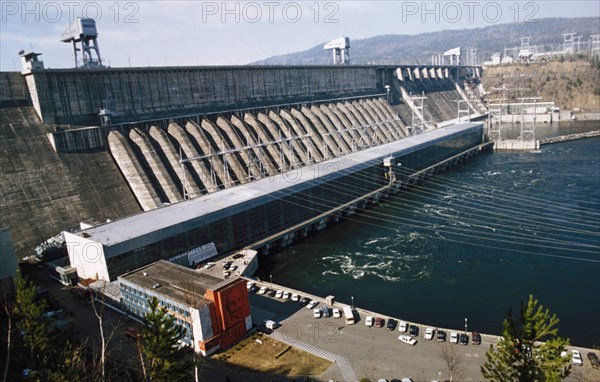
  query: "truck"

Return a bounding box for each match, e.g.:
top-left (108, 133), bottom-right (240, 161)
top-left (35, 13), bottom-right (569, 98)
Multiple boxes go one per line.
top-left (342, 306), bottom-right (355, 325)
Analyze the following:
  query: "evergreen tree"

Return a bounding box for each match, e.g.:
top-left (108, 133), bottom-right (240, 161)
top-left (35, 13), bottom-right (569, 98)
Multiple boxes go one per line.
top-left (141, 297), bottom-right (194, 381)
top-left (481, 295), bottom-right (571, 382)
top-left (13, 271), bottom-right (52, 371)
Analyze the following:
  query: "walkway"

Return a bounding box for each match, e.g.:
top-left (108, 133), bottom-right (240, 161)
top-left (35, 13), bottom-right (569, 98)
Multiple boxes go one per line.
top-left (268, 330), bottom-right (358, 382)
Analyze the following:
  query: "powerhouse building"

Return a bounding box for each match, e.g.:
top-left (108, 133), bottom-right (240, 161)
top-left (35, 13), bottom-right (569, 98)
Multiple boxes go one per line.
top-left (64, 122), bottom-right (485, 282)
top-left (118, 260), bottom-right (251, 356)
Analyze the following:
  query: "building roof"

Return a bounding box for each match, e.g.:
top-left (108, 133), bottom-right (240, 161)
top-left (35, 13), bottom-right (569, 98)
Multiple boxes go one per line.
top-left (72, 123), bottom-right (481, 255)
top-left (118, 260), bottom-right (236, 308)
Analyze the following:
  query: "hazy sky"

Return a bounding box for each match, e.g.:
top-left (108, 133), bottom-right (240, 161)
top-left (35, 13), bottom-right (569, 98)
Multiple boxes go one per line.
top-left (1, 1), bottom-right (599, 70)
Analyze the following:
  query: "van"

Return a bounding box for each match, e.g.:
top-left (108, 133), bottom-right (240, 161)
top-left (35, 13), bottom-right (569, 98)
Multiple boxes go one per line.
top-left (342, 306), bottom-right (355, 325)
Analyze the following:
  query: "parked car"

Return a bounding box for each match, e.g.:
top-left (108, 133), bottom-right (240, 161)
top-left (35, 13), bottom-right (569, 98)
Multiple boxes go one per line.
top-left (399, 321), bottom-right (408, 332)
top-left (246, 281), bottom-right (255, 290)
top-left (291, 293), bottom-right (300, 302)
top-left (300, 297), bottom-right (311, 306)
top-left (409, 325), bottom-right (419, 336)
top-left (471, 332), bottom-right (481, 345)
top-left (572, 350), bottom-right (583, 366)
top-left (203, 262), bottom-right (215, 269)
top-left (267, 290), bottom-right (276, 297)
top-left (307, 300), bottom-right (318, 309)
top-left (365, 316), bottom-right (374, 327)
top-left (264, 320), bottom-right (277, 330)
top-left (460, 333), bottom-right (469, 345)
top-left (313, 308), bottom-right (321, 318)
top-left (321, 306), bottom-right (331, 318)
top-left (248, 285), bottom-right (259, 294)
top-left (450, 331), bottom-right (459, 344)
top-left (424, 327), bottom-right (435, 340)
top-left (587, 352), bottom-right (600, 368)
top-left (333, 308), bottom-right (342, 318)
top-left (275, 290), bottom-right (283, 298)
top-left (282, 291), bottom-right (290, 299)
top-left (398, 335), bottom-right (417, 346)
top-left (375, 317), bottom-right (385, 328)
top-left (386, 318), bottom-right (398, 331)
top-left (437, 330), bottom-right (447, 342)
top-left (258, 286), bottom-right (268, 295)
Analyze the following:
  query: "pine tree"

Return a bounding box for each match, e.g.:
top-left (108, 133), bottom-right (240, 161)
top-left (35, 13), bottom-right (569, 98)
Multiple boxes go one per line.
top-left (13, 271), bottom-right (52, 371)
top-left (481, 295), bottom-right (571, 382)
top-left (141, 297), bottom-right (194, 381)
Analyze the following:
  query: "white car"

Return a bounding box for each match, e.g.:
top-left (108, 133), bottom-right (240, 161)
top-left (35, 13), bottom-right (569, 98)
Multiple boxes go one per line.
top-left (203, 262), bottom-right (215, 269)
top-left (275, 290), bottom-right (283, 298)
top-left (307, 300), bottom-right (318, 309)
top-left (398, 335), bottom-right (417, 346)
top-left (282, 291), bottom-right (290, 299)
top-left (313, 308), bottom-right (322, 318)
top-left (399, 321), bottom-right (408, 332)
top-left (332, 308), bottom-right (342, 318)
top-left (365, 316), bottom-right (374, 327)
top-left (450, 331), bottom-right (459, 344)
top-left (424, 327), bottom-right (435, 340)
top-left (258, 286), bottom-right (267, 295)
top-left (572, 350), bottom-right (583, 366)
top-left (291, 293), bottom-right (300, 302)
top-left (246, 281), bottom-right (255, 290)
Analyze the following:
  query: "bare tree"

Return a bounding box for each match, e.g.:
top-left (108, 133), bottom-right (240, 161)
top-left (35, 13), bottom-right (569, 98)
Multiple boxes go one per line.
top-left (89, 283), bottom-right (124, 382)
top-left (440, 342), bottom-right (464, 382)
top-left (2, 294), bottom-right (14, 382)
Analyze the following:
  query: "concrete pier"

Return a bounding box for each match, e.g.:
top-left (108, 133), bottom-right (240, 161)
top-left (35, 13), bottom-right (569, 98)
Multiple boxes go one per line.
top-left (540, 130), bottom-right (600, 145)
top-left (494, 139), bottom-right (540, 151)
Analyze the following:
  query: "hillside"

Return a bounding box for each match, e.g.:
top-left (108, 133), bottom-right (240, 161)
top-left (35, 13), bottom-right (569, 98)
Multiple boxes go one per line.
top-left (481, 58), bottom-right (600, 112)
top-left (253, 17), bottom-right (599, 65)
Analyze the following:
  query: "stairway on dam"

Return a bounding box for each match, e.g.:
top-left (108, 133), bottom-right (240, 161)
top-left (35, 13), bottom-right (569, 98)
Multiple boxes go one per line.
top-left (108, 98), bottom-right (409, 210)
top-left (0, 105), bottom-right (141, 257)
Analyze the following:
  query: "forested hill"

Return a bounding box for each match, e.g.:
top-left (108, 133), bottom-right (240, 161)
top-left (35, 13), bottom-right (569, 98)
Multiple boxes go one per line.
top-left (253, 17), bottom-right (599, 65)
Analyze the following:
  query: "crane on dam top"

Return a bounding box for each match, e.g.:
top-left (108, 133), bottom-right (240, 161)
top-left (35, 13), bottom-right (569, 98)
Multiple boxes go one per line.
top-left (443, 47), bottom-right (461, 66)
top-left (324, 37), bottom-right (350, 65)
top-left (61, 18), bottom-right (103, 68)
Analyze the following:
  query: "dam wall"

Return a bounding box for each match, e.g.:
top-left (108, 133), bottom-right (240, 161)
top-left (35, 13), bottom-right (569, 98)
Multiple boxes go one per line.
top-left (2, 64), bottom-right (481, 258)
top-left (0, 72), bottom-right (30, 107)
top-left (24, 66), bottom-right (381, 125)
top-left (0, 105), bottom-right (141, 258)
top-left (391, 66), bottom-right (486, 128)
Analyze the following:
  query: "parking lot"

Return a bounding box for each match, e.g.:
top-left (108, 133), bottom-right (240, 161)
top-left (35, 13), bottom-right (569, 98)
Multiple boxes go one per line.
top-left (246, 280), bottom-right (600, 382)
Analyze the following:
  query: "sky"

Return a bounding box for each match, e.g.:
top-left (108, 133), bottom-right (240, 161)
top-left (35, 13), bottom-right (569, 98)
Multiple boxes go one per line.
top-left (1, 0), bottom-right (599, 70)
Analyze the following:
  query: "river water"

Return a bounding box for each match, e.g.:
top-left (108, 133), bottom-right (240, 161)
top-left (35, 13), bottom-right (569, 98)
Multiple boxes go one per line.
top-left (256, 121), bottom-right (600, 347)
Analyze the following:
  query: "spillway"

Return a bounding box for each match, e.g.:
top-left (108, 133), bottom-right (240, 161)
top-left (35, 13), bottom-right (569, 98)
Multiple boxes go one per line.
top-left (99, 97), bottom-right (413, 210)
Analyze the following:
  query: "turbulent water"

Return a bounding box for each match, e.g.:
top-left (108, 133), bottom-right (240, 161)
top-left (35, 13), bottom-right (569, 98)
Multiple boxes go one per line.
top-left (257, 121), bottom-right (600, 347)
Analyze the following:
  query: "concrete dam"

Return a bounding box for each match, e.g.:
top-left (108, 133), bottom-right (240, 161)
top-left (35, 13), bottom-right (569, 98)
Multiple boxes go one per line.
top-left (1, 63), bottom-right (487, 264)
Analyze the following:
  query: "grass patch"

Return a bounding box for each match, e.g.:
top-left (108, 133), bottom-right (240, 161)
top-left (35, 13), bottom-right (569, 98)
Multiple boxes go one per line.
top-left (212, 335), bottom-right (331, 376)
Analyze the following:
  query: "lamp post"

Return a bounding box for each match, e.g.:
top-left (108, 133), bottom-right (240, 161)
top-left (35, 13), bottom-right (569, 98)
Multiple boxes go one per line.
top-left (351, 296), bottom-right (354, 309)
top-left (465, 317), bottom-right (468, 334)
top-left (269, 274), bottom-right (273, 285)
